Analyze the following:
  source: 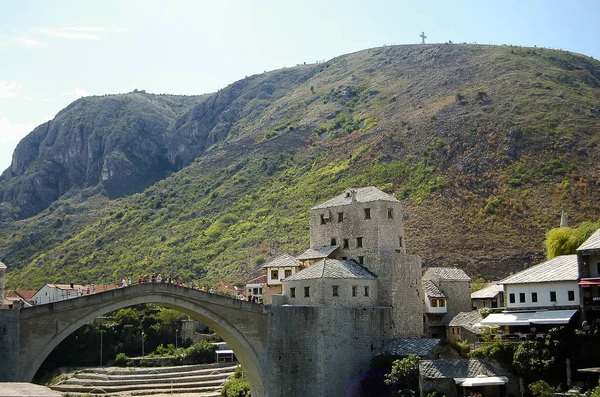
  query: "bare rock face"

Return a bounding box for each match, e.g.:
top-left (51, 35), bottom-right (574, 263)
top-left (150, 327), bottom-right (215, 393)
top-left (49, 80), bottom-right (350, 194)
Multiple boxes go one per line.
top-left (0, 67), bottom-right (318, 220)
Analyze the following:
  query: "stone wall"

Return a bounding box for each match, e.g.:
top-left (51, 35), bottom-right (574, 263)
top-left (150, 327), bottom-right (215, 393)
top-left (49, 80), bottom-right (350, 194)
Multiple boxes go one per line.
top-left (283, 277), bottom-right (378, 307)
top-left (389, 253), bottom-right (424, 337)
top-left (0, 310), bottom-right (20, 381)
top-left (264, 305), bottom-right (392, 397)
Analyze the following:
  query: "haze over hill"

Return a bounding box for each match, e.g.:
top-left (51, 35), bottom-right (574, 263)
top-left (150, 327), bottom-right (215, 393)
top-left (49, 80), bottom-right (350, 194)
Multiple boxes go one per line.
top-left (1, 44), bottom-right (599, 289)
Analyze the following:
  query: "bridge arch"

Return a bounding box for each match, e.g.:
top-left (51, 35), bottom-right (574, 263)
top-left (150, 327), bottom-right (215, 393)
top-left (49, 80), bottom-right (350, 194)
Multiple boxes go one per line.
top-left (18, 284), bottom-right (269, 397)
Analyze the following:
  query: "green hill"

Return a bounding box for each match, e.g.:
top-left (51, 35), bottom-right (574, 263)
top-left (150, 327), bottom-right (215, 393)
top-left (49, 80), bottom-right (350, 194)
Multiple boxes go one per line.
top-left (1, 44), bottom-right (600, 289)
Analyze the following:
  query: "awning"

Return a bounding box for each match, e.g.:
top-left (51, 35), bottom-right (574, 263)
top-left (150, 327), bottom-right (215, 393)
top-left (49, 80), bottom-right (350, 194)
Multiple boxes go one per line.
top-left (477, 310), bottom-right (577, 327)
top-left (579, 279), bottom-right (600, 287)
top-left (458, 376), bottom-right (509, 387)
top-left (478, 312), bottom-right (531, 326)
top-left (530, 309), bottom-right (577, 325)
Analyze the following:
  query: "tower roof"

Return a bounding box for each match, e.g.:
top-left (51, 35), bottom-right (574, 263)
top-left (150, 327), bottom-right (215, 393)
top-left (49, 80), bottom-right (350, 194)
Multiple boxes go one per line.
top-left (424, 267), bottom-right (470, 281)
top-left (296, 245), bottom-right (339, 260)
top-left (498, 255), bottom-right (578, 285)
top-left (285, 259), bottom-right (377, 281)
top-left (261, 253), bottom-right (300, 268)
top-left (311, 186), bottom-right (398, 210)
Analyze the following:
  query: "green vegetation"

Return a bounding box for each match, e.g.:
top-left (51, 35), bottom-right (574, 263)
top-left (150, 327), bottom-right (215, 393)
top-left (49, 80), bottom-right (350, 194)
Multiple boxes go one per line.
top-left (528, 380), bottom-right (557, 397)
top-left (471, 277), bottom-right (487, 293)
top-left (220, 366), bottom-right (251, 397)
top-left (507, 159), bottom-right (578, 187)
top-left (384, 354), bottom-right (420, 394)
top-left (545, 220), bottom-right (600, 259)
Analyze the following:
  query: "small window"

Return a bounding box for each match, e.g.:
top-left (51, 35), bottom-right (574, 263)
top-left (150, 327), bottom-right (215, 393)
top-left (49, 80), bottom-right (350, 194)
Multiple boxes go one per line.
top-left (550, 291), bottom-right (557, 302)
top-left (531, 292), bottom-right (538, 303)
top-left (364, 208), bottom-right (371, 219)
top-left (364, 286), bottom-right (370, 297)
top-left (320, 214), bottom-right (326, 225)
top-left (341, 257), bottom-right (347, 260)
top-left (430, 298), bottom-right (438, 307)
top-left (253, 288), bottom-right (258, 295)
top-left (597, 262), bottom-right (600, 275)
top-left (332, 286), bottom-right (339, 297)
top-left (331, 238), bottom-right (337, 246)
top-left (304, 286), bottom-right (310, 298)
top-left (452, 328), bottom-right (455, 335)
top-left (343, 238), bottom-right (349, 248)
top-left (509, 293), bottom-right (515, 303)
top-left (358, 256), bottom-right (364, 265)
top-left (439, 299), bottom-right (446, 307)
top-left (352, 285), bottom-right (357, 297)
top-left (271, 270), bottom-right (278, 280)
top-left (259, 287), bottom-right (262, 294)
top-left (519, 293), bottom-right (526, 303)
top-left (284, 269), bottom-right (292, 278)
top-left (290, 287), bottom-right (296, 298)
top-left (399, 236), bottom-right (404, 247)
top-left (338, 212), bottom-right (344, 223)
top-left (388, 208), bottom-right (393, 219)
top-left (356, 237), bottom-right (363, 248)
top-left (568, 290), bottom-right (575, 301)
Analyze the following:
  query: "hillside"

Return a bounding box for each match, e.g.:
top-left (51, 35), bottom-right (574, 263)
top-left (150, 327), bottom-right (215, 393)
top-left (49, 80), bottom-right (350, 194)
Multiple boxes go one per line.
top-left (1, 44), bottom-right (600, 288)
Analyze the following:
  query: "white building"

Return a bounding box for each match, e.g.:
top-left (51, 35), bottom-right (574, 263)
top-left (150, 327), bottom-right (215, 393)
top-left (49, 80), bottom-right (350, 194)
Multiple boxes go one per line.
top-left (499, 255), bottom-right (580, 310)
top-left (471, 283), bottom-right (504, 310)
top-left (31, 283), bottom-right (87, 305)
top-left (246, 275), bottom-right (266, 299)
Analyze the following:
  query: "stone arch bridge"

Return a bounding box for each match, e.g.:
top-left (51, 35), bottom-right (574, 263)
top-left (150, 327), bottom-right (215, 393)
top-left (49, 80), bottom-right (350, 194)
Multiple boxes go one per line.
top-left (9, 283), bottom-right (269, 396)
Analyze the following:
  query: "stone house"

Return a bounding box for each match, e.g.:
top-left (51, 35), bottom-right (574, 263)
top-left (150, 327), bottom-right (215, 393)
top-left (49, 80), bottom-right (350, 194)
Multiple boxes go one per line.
top-left (261, 253), bottom-right (302, 304)
top-left (419, 359), bottom-right (519, 397)
top-left (471, 283), bottom-right (504, 310)
top-left (422, 268), bottom-right (471, 338)
top-left (447, 311), bottom-right (483, 345)
top-left (282, 258), bottom-right (378, 307)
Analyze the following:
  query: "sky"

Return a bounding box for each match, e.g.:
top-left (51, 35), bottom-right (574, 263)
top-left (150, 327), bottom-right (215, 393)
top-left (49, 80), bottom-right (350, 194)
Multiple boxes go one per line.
top-left (1, 0), bottom-right (600, 172)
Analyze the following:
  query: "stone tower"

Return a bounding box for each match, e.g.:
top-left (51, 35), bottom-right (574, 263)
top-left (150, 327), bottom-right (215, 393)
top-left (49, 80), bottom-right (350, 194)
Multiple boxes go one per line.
top-left (309, 186), bottom-right (423, 337)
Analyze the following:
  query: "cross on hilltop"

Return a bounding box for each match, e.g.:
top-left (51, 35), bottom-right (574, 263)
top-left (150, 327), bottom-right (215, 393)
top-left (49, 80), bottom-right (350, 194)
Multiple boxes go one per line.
top-left (420, 31), bottom-right (427, 44)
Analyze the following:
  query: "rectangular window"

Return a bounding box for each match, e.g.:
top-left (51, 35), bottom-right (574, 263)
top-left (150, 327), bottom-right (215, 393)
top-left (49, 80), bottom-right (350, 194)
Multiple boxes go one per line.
top-left (290, 287), bottom-right (295, 298)
top-left (343, 238), bottom-right (349, 248)
top-left (253, 288), bottom-right (258, 295)
top-left (597, 263), bottom-right (600, 275)
top-left (271, 270), bottom-right (278, 280)
top-left (531, 292), bottom-right (538, 303)
top-left (356, 237), bottom-right (363, 248)
top-left (332, 286), bottom-right (339, 297)
top-left (331, 238), bottom-right (337, 246)
top-left (430, 298), bottom-right (438, 307)
top-left (568, 290), bottom-right (575, 301)
top-left (320, 214), bottom-right (326, 225)
top-left (358, 256), bottom-right (364, 265)
top-left (352, 286), bottom-right (357, 297)
top-left (284, 269), bottom-right (292, 278)
top-left (259, 287), bottom-right (262, 294)
top-left (364, 208), bottom-right (371, 219)
top-left (439, 299), bottom-right (446, 307)
top-left (364, 286), bottom-right (370, 297)
top-left (388, 208), bottom-right (393, 219)
top-left (550, 291), bottom-right (557, 302)
top-left (519, 293), bottom-right (526, 303)
top-left (304, 286), bottom-right (310, 298)
top-left (341, 257), bottom-right (347, 260)
top-left (399, 236), bottom-right (404, 247)
top-left (338, 212), bottom-right (344, 223)
top-left (509, 293), bottom-right (515, 303)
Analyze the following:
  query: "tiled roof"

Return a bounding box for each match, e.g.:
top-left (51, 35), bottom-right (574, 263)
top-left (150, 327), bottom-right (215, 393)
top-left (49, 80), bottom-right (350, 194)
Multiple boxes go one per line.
top-left (423, 280), bottom-right (446, 298)
top-left (246, 275), bottom-right (267, 285)
top-left (419, 359), bottom-right (507, 379)
top-left (284, 259), bottom-right (377, 281)
top-left (377, 338), bottom-right (440, 357)
top-left (498, 255), bottom-right (578, 285)
top-left (448, 311), bottom-right (483, 335)
top-left (578, 229), bottom-right (600, 252)
top-left (262, 253), bottom-right (301, 268)
top-left (15, 290), bottom-right (37, 300)
top-left (311, 186), bottom-right (398, 210)
top-left (296, 245), bottom-right (339, 260)
top-left (425, 267), bottom-right (471, 281)
top-left (471, 283), bottom-right (503, 299)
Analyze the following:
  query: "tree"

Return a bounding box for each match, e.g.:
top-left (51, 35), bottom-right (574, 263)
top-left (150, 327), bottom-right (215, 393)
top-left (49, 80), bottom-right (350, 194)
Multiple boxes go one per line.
top-left (513, 341), bottom-right (554, 377)
top-left (385, 354), bottom-right (420, 392)
top-left (221, 366), bottom-right (250, 397)
top-left (528, 380), bottom-right (557, 397)
top-left (545, 221), bottom-right (600, 259)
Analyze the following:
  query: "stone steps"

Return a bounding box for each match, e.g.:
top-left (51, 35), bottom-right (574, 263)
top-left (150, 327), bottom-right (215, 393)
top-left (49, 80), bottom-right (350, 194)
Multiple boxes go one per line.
top-left (50, 362), bottom-right (238, 396)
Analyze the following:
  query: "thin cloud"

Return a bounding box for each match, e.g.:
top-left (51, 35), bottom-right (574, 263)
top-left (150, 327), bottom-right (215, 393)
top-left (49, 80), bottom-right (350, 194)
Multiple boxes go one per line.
top-left (0, 81), bottom-right (22, 98)
top-left (36, 27), bottom-right (127, 40)
top-left (61, 88), bottom-right (90, 97)
top-left (15, 37), bottom-right (43, 47)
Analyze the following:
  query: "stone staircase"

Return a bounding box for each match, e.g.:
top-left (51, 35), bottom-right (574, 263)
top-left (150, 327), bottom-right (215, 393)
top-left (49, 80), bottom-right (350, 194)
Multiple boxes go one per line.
top-left (50, 362), bottom-right (238, 396)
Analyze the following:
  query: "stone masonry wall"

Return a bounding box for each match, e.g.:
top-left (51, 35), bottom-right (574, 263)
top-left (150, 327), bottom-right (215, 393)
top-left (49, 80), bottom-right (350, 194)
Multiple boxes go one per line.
top-left (0, 310), bottom-right (20, 381)
top-left (283, 278), bottom-right (378, 307)
top-left (389, 253), bottom-right (424, 337)
top-left (264, 305), bottom-right (392, 397)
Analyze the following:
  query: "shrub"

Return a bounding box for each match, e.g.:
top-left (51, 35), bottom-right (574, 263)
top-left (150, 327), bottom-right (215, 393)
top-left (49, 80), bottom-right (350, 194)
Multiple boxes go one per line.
top-left (528, 380), bottom-right (557, 397)
top-left (184, 340), bottom-right (216, 363)
top-left (114, 352), bottom-right (128, 367)
top-left (221, 366), bottom-right (250, 397)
